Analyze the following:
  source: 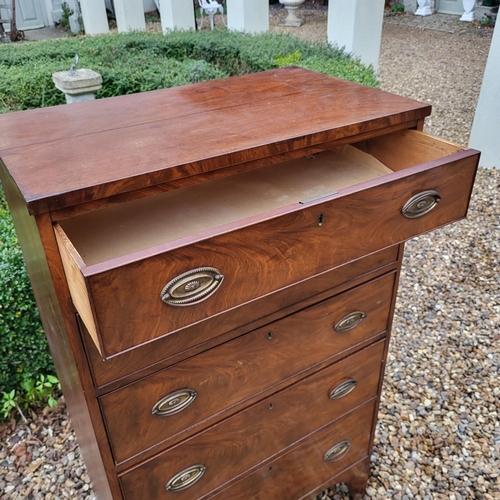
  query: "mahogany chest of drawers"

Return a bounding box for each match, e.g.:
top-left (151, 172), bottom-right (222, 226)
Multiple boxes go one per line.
top-left (0, 68), bottom-right (479, 499)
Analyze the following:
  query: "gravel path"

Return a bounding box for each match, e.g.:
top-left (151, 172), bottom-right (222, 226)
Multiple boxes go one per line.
top-left (1, 9), bottom-right (499, 500)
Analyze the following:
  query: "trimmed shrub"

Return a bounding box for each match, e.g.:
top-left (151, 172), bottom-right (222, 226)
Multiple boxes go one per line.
top-left (0, 30), bottom-right (377, 113)
top-left (0, 186), bottom-right (54, 397)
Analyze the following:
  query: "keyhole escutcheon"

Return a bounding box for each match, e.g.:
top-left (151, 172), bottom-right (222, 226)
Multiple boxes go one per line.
top-left (318, 213), bottom-right (325, 226)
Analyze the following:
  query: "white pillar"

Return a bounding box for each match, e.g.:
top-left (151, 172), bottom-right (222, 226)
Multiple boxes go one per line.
top-left (327, 0), bottom-right (385, 71)
top-left (469, 20), bottom-right (500, 169)
top-left (159, 0), bottom-right (195, 32)
top-left (80, 0), bottom-right (109, 35)
top-left (227, 0), bottom-right (269, 33)
top-left (114, 0), bottom-right (146, 32)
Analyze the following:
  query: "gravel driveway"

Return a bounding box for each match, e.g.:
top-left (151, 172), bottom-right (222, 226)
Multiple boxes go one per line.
top-left (1, 8), bottom-right (498, 500)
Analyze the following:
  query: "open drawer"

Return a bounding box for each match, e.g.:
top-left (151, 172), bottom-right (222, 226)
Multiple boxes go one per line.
top-left (54, 129), bottom-right (478, 359)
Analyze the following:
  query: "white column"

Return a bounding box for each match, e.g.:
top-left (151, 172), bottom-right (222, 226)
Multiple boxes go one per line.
top-left (159, 0), bottom-right (195, 32)
top-left (469, 20), bottom-right (500, 169)
top-left (227, 0), bottom-right (269, 34)
top-left (80, 0), bottom-right (109, 35)
top-left (114, 0), bottom-right (146, 32)
top-left (327, 0), bottom-right (385, 71)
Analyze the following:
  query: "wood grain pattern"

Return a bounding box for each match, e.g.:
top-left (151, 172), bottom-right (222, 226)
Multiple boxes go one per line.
top-left (208, 432), bottom-right (373, 500)
top-left (354, 128), bottom-right (462, 171)
top-left (100, 276), bottom-right (390, 464)
top-left (76, 149), bottom-right (477, 358)
top-left (50, 121), bottom-right (419, 223)
top-left (0, 68), bottom-right (431, 215)
top-left (118, 382), bottom-right (378, 500)
top-left (86, 246), bottom-right (400, 390)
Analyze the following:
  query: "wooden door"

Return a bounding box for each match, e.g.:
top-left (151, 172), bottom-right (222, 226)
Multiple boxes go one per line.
top-left (16, 0), bottom-right (47, 29)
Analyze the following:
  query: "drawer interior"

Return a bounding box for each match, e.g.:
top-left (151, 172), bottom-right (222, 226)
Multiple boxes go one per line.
top-left (55, 129), bottom-right (461, 267)
top-left (56, 145), bottom-right (390, 266)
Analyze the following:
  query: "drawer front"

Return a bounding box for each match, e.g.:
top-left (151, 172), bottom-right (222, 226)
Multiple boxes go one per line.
top-left (88, 245), bottom-right (399, 388)
top-left (82, 151), bottom-right (476, 357)
top-left (102, 273), bottom-right (393, 464)
top-left (209, 400), bottom-right (377, 500)
top-left (118, 347), bottom-right (382, 499)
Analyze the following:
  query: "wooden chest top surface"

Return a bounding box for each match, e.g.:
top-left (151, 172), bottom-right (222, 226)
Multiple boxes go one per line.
top-left (0, 67), bottom-right (430, 215)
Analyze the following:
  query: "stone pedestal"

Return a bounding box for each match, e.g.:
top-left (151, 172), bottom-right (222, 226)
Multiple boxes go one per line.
top-left (460, 0), bottom-right (475, 21)
top-left (227, 0), bottom-right (269, 33)
top-left (52, 69), bottom-right (103, 104)
top-left (278, 0), bottom-right (305, 26)
top-left (415, 0), bottom-right (433, 16)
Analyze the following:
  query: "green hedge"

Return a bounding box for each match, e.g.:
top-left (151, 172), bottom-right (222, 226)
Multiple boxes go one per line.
top-left (0, 186), bottom-right (54, 396)
top-left (0, 29), bottom-right (377, 112)
top-left (0, 29), bottom-right (376, 406)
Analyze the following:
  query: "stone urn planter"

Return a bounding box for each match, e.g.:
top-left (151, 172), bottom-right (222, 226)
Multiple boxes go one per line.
top-left (415, 0), bottom-right (432, 15)
top-left (279, 0), bottom-right (305, 26)
top-left (460, 0), bottom-right (476, 21)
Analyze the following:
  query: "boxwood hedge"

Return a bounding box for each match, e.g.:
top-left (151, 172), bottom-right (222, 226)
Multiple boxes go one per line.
top-left (0, 29), bottom-right (377, 405)
top-left (0, 29), bottom-right (377, 112)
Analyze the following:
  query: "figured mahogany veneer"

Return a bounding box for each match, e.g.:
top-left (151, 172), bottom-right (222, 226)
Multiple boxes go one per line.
top-left (118, 349), bottom-right (383, 500)
top-left (0, 68), bottom-right (479, 500)
top-left (101, 276), bottom-right (394, 464)
top-left (208, 401), bottom-right (377, 500)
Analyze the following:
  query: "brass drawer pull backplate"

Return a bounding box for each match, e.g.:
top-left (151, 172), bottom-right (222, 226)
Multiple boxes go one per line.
top-left (402, 190), bottom-right (441, 219)
top-left (166, 464), bottom-right (206, 492)
top-left (329, 379), bottom-right (358, 400)
top-left (161, 267), bottom-right (224, 306)
top-left (152, 388), bottom-right (197, 417)
top-left (324, 440), bottom-right (351, 462)
top-left (334, 311), bottom-right (366, 333)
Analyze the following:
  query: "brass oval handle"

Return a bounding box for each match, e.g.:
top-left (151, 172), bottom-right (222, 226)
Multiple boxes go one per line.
top-left (324, 440), bottom-right (351, 462)
top-left (166, 464), bottom-right (206, 492)
top-left (402, 190), bottom-right (441, 219)
top-left (329, 379), bottom-right (358, 400)
top-left (152, 388), bottom-right (197, 417)
top-left (161, 267), bottom-right (224, 306)
top-left (334, 311), bottom-right (366, 333)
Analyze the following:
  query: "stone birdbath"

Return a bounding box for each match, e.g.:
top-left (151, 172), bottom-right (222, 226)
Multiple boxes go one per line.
top-left (279, 0), bottom-right (306, 26)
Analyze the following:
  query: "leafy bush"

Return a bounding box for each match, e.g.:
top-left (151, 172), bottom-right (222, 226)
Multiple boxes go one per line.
top-left (0, 185), bottom-right (55, 398)
top-left (0, 30), bottom-right (377, 112)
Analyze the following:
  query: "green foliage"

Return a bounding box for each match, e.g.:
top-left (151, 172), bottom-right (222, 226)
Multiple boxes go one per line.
top-left (1, 389), bottom-right (16, 420)
top-left (1, 374), bottom-right (60, 420)
top-left (59, 2), bottom-right (73, 31)
top-left (0, 30), bottom-right (377, 112)
top-left (0, 184), bottom-right (55, 410)
top-left (391, 2), bottom-right (405, 12)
